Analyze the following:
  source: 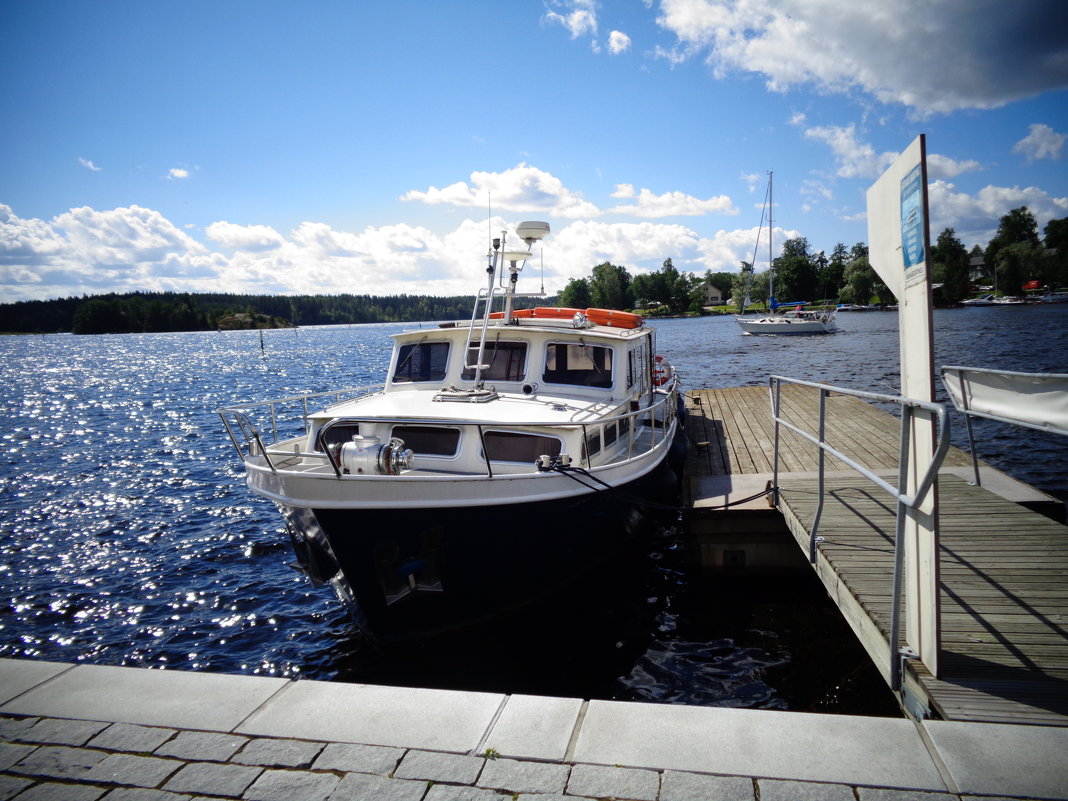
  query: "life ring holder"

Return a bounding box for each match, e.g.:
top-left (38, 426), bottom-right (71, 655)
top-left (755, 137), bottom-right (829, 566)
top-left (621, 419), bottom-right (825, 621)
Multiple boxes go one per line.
top-left (653, 354), bottom-right (672, 386)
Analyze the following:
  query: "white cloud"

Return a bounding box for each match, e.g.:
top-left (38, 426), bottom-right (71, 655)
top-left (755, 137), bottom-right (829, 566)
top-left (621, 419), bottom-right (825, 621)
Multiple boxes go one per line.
top-left (0, 204), bottom-right (224, 300)
top-left (800, 122), bottom-right (981, 183)
top-left (654, 0), bottom-right (1068, 113)
top-left (740, 172), bottom-right (762, 193)
top-left (205, 221), bottom-right (285, 252)
top-left (927, 154), bottom-right (982, 180)
top-left (168, 168), bottom-right (190, 180)
top-left (801, 123), bottom-right (896, 179)
top-left (1013, 123), bottom-right (1066, 162)
top-left (544, 0), bottom-right (597, 39)
top-left (404, 165), bottom-right (736, 221)
top-left (608, 30), bottom-right (631, 54)
top-left (78, 158), bottom-right (102, 172)
top-left (608, 187), bottom-right (737, 218)
top-left (402, 163), bottom-right (601, 218)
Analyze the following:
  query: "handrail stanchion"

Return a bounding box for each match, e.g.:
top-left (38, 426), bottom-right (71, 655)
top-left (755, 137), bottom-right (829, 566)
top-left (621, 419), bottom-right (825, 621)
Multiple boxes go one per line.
top-left (770, 378), bottom-right (782, 508)
top-left (888, 405), bottom-right (914, 691)
top-left (809, 387), bottom-right (827, 563)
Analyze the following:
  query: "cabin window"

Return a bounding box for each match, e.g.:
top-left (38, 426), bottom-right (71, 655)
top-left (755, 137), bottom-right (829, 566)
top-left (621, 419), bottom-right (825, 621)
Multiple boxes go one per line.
top-left (542, 343), bottom-right (613, 388)
top-left (586, 430), bottom-right (601, 457)
top-left (461, 340), bottom-right (527, 382)
top-left (314, 423), bottom-right (359, 452)
top-left (483, 431), bottom-right (562, 463)
top-left (390, 425), bottom-right (460, 457)
top-left (392, 341), bottom-right (450, 383)
top-left (603, 421), bottom-right (618, 447)
top-left (626, 343), bottom-right (648, 392)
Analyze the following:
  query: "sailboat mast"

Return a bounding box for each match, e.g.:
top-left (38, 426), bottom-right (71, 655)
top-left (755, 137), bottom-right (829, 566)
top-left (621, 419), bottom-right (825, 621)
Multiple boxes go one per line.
top-left (768, 171), bottom-right (774, 309)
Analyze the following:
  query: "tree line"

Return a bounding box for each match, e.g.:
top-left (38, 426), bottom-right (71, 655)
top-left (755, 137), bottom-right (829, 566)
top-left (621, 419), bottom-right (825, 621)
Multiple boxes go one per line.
top-left (557, 207), bottom-right (1067, 313)
top-left (0, 292), bottom-right (483, 334)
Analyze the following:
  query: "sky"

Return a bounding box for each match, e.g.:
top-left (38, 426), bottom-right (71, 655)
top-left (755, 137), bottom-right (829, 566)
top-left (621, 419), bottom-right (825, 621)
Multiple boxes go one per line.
top-left (2, 0), bottom-right (1067, 303)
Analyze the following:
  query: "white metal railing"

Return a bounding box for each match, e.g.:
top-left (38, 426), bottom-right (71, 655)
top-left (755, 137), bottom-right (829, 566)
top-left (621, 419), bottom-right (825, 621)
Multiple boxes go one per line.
top-left (768, 375), bottom-right (951, 691)
top-left (218, 383), bottom-right (678, 479)
top-left (218, 383), bottom-right (386, 462)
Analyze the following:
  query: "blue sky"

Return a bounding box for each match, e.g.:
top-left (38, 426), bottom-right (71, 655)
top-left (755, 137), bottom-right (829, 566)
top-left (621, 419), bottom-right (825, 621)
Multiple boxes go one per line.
top-left (2, 0), bottom-right (1066, 302)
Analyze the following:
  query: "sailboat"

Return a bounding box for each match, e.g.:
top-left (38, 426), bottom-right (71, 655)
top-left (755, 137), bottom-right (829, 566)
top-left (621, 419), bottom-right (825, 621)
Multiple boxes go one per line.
top-left (735, 173), bottom-right (838, 335)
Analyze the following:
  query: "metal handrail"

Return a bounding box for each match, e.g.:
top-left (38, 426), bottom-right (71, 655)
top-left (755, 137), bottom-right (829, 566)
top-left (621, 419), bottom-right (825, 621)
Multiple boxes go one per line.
top-left (218, 381), bottom-right (678, 478)
top-left (767, 375), bottom-right (951, 691)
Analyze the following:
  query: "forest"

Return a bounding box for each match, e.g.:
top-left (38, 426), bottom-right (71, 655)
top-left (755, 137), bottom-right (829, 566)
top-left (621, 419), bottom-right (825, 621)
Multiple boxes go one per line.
top-left (2, 207), bottom-right (1065, 334)
top-left (0, 292), bottom-right (483, 335)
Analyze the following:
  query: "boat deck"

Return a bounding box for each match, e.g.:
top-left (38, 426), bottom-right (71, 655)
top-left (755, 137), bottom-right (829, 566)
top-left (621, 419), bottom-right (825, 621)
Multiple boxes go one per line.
top-left (686, 384), bottom-right (1068, 726)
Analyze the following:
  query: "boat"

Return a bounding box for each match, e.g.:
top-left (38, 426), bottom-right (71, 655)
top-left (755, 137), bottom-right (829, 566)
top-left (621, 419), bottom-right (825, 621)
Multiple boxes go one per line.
top-left (737, 305), bottom-right (839, 334)
top-left (1040, 290), bottom-right (1068, 303)
top-left (735, 173), bottom-right (838, 335)
top-left (219, 221), bottom-right (686, 640)
top-left (960, 294), bottom-right (998, 306)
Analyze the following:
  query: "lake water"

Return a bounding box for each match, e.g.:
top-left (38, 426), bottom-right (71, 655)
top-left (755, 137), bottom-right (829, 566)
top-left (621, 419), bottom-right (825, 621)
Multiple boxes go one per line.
top-left (1, 305), bottom-right (1065, 713)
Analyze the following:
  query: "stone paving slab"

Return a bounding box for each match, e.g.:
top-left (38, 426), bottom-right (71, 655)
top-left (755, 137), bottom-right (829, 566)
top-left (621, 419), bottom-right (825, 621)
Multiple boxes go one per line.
top-left (923, 719), bottom-right (1068, 800)
top-left (88, 724), bottom-right (177, 754)
top-left (394, 749), bottom-right (484, 784)
top-left (230, 736), bottom-right (324, 768)
top-left (0, 660), bottom-right (71, 706)
top-left (1, 663), bottom-right (287, 732)
top-left (237, 679), bottom-right (504, 751)
top-left (478, 757), bottom-right (570, 794)
top-left (154, 731), bottom-right (247, 761)
top-left (244, 767), bottom-right (339, 801)
top-left (310, 741), bottom-right (402, 774)
top-left (573, 698), bottom-right (948, 791)
top-left (482, 693), bottom-right (583, 761)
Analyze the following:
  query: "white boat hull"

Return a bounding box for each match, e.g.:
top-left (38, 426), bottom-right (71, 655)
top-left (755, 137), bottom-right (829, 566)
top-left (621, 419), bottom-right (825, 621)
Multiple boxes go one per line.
top-left (736, 314), bottom-right (838, 335)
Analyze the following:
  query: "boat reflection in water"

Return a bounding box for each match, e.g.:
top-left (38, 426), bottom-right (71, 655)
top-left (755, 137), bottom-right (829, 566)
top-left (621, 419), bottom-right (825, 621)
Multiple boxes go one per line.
top-left (220, 221), bottom-right (686, 640)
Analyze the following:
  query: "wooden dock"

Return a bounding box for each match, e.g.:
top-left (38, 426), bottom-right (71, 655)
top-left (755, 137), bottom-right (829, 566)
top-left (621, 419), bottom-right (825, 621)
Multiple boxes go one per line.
top-left (686, 384), bottom-right (1068, 726)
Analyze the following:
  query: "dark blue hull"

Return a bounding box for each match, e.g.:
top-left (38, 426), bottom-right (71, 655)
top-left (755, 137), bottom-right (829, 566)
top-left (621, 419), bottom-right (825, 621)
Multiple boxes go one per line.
top-left (282, 444), bottom-right (683, 641)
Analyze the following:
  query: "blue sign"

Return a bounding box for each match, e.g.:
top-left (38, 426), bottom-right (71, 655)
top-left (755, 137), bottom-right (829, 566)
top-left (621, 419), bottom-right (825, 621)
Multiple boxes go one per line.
top-left (900, 165), bottom-right (925, 269)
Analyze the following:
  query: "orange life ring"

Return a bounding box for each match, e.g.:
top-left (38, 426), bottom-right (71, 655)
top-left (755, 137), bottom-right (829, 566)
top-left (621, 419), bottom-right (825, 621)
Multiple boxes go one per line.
top-left (584, 308), bottom-right (644, 328)
top-left (653, 354), bottom-right (671, 386)
top-left (532, 307), bottom-right (584, 320)
top-left (489, 309), bottom-right (536, 320)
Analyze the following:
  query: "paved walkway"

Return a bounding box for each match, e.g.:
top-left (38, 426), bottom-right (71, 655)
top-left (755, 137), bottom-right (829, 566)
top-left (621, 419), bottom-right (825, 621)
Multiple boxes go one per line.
top-left (2, 658), bottom-right (1067, 800)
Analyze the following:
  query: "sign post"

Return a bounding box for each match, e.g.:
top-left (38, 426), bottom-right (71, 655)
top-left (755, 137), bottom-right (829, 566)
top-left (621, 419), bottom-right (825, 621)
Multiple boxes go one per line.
top-left (866, 135), bottom-right (941, 683)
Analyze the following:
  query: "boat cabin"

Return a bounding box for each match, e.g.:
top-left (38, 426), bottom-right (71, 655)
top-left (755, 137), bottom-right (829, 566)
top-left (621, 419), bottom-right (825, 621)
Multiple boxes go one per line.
top-left (304, 315), bottom-right (664, 477)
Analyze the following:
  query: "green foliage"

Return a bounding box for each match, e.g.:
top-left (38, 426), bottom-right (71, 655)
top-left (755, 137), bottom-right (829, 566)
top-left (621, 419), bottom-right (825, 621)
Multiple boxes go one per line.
top-left (1, 291), bottom-right (482, 335)
top-left (558, 277), bottom-right (592, 309)
top-left (588, 262), bottom-right (633, 310)
top-left (772, 236), bottom-right (819, 302)
top-left (840, 255), bottom-right (875, 305)
top-left (931, 228), bottom-right (970, 304)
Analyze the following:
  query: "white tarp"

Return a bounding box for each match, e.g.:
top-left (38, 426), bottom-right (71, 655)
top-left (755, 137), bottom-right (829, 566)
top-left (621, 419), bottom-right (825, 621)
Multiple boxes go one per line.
top-left (941, 366), bottom-right (1068, 436)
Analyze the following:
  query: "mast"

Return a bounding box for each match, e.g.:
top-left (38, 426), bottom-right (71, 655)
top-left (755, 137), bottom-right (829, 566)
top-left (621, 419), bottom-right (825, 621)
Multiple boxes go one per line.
top-left (768, 171), bottom-right (774, 312)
